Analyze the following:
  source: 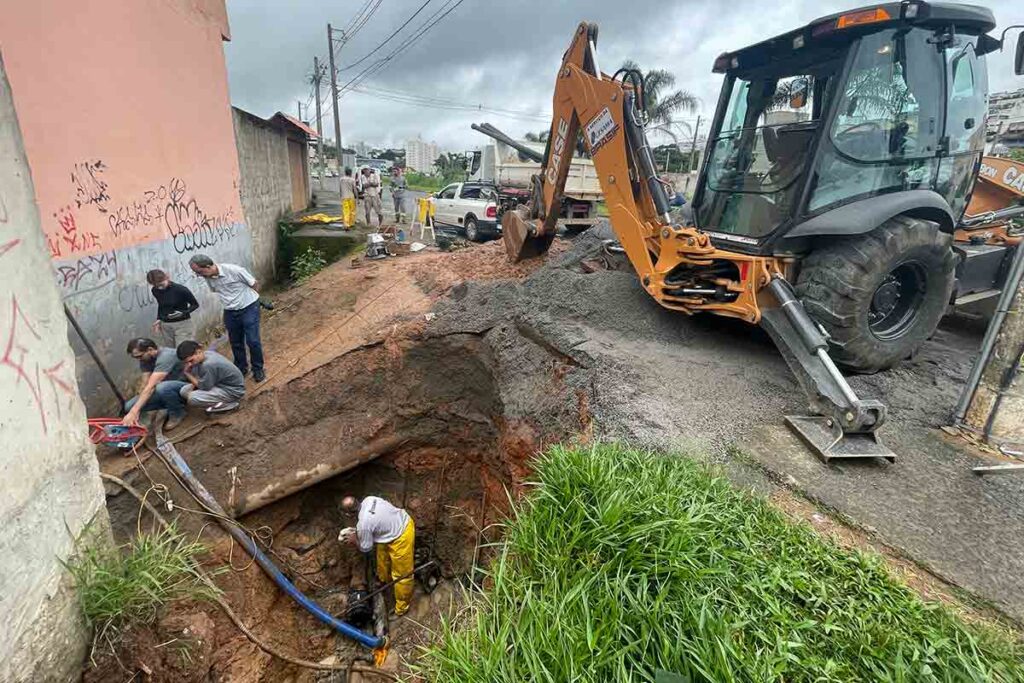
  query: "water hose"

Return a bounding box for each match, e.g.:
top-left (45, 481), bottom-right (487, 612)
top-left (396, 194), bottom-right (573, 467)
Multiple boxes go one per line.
top-left (99, 472), bottom-right (351, 671)
top-left (153, 436), bottom-right (385, 650)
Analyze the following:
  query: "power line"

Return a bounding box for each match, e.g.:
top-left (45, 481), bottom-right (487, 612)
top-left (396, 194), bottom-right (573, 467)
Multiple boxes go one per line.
top-left (342, 0), bottom-right (374, 35)
top-left (338, 0), bottom-right (435, 72)
top-left (354, 84), bottom-right (549, 120)
top-left (349, 85), bottom-right (549, 122)
top-left (343, 0), bottom-right (384, 42)
top-left (338, 0), bottom-right (468, 96)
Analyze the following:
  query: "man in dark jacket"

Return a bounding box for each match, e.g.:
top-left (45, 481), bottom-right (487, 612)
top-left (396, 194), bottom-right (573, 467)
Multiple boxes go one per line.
top-left (147, 269), bottom-right (199, 348)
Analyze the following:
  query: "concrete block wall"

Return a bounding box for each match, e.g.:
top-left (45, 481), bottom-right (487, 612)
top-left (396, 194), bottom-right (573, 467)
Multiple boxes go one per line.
top-left (0, 53), bottom-right (109, 683)
top-left (233, 108), bottom-right (295, 283)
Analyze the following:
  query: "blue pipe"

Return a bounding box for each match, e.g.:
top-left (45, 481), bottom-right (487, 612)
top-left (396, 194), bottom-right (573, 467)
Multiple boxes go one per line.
top-left (156, 437), bottom-right (384, 650)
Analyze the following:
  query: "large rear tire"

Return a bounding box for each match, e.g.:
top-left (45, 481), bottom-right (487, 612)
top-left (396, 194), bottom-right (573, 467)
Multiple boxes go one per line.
top-left (795, 216), bottom-right (956, 373)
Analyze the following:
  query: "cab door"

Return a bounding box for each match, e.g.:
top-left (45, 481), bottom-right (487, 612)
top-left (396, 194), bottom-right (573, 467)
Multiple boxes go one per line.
top-left (433, 184), bottom-right (459, 228)
top-left (937, 35), bottom-right (988, 218)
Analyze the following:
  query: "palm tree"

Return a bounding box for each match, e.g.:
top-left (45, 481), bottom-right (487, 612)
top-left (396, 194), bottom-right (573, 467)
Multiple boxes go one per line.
top-left (524, 130), bottom-right (550, 143)
top-left (619, 60), bottom-right (699, 143)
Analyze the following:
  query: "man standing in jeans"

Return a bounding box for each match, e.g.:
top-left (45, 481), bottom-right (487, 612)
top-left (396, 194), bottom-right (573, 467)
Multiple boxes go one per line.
top-left (188, 254), bottom-right (266, 382)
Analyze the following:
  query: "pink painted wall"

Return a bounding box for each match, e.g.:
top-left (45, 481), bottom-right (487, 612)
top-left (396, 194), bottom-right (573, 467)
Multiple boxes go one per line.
top-left (3, 0), bottom-right (241, 258)
top-left (0, 0), bottom-right (254, 410)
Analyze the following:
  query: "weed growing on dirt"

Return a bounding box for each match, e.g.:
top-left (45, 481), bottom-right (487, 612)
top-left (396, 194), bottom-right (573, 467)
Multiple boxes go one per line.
top-left (67, 525), bottom-right (215, 650)
top-left (420, 444), bottom-right (1024, 682)
top-left (290, 246), bottom-right (328, 283)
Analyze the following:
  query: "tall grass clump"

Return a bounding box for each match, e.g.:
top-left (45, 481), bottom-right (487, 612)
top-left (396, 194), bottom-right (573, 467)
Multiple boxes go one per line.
top-left (420, 444), bottom-right (1024, 682)
top-left (67, 525), bottom-right (215, 647)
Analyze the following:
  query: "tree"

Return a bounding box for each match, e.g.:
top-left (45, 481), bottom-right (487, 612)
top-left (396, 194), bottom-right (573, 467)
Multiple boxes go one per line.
top-left (524, 130), bottom-right (550, 143)
top-left (619, 60), bottom-right (699, 142)
top-left (652, 144), bottom-right (698, 174)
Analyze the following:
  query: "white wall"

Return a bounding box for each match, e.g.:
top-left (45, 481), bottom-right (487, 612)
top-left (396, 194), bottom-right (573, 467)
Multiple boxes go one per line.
top-left (0, 53), bottom-right (108, 682)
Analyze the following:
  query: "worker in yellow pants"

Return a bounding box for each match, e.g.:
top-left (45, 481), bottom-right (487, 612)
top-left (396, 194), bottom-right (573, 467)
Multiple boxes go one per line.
top-left (339, 495), bottom-right (416, 616)
top-left (340, 167), bottom-right (358, 228)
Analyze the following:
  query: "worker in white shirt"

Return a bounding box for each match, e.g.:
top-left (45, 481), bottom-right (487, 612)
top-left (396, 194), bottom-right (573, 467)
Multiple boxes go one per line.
top-left (338, 495), bottom-right (415, 616)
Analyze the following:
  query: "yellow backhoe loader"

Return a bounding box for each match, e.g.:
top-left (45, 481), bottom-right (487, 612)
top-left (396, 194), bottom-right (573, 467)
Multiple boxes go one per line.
top-left (503, 2), bottom-right (1024, 462)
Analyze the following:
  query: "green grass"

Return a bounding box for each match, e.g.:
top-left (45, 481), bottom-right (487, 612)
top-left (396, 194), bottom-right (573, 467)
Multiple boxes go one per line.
top-left (67, 525), bottom-right (215, 643)
top-left (419, 444), bottom-right (1024, 682)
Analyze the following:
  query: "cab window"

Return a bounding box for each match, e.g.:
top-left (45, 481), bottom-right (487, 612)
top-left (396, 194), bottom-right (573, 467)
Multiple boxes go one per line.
top-left (829, 29), bottom-right (942, 162)
top-left (809, 28), bottom-right (944, 213)
top-left (437, 185), bottom-right (457, 199)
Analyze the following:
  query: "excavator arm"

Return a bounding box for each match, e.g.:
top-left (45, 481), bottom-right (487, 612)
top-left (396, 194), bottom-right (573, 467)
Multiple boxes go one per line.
top-left (504, 22), bottom-right (895, 463)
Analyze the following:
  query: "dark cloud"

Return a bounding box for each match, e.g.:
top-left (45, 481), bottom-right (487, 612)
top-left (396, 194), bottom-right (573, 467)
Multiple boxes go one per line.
top-left (225, 0), bottom-right (1024, 150)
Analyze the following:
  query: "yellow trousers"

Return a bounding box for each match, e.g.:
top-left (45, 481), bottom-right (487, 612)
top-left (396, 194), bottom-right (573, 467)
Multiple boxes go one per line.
top-left (375, 519), bottom-right (415, 614)
top-left (342, 198), bottom-right (356, 227)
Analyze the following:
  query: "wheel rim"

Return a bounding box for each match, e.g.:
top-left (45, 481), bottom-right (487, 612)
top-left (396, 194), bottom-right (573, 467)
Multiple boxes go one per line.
top-left (466, 221), bottom-right (476, 239)
top-left (868, 261), bottom-right (927, 341)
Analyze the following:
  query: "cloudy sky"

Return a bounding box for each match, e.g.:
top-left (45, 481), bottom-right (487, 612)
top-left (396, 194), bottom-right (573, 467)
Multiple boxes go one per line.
top-left (225, 0), bottom-right (1024, 151)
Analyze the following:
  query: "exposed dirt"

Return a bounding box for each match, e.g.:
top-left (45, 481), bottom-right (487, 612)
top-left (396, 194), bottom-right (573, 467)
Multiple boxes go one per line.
top-left (95, 239), bottom-right (582, 682)
top-left (94, 226), bottom-right (1021, 681)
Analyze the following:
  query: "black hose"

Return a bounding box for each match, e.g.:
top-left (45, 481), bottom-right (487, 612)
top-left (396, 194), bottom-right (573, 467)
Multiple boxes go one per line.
top-left (622, 91), bottom-right (670, 219)
top-left (612, 68), bottom-right (647, 117)
top-left (63, 303), bottom-right (127, 411)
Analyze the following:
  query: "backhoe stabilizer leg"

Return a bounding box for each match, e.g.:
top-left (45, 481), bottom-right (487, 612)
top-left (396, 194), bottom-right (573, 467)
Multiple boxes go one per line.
top-left (759, 275), bottom-right (895, 464)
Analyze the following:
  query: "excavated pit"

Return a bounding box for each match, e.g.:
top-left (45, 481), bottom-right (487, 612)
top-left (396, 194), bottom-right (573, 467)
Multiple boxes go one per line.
top-left (98, 313), bottom-right (586, 681)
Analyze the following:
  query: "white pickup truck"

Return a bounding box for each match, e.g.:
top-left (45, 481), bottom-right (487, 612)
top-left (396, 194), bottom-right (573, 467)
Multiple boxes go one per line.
top-left (431, 182), bottom-right (501, 241)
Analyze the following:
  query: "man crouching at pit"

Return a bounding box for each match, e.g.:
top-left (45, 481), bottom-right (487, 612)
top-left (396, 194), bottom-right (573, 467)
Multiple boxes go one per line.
top-left (339, 495), bottom-right (415, 617)
top-left (176, 340), bottom-right (246, 414)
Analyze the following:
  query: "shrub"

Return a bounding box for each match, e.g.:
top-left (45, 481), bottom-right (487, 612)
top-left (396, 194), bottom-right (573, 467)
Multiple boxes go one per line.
top-left (67, 525), bottom-right (214, 648)
top-left (290, 246), bottom-right (327, 283)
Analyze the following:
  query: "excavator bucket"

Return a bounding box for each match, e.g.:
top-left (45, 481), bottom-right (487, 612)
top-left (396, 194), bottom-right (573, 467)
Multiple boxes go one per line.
top-left (502, 209), bottom-right (555, 262)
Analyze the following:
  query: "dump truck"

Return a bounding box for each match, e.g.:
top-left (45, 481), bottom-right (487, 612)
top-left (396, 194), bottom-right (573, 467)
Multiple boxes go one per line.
top-left (503, 3), bottom-right (1024, 462)
top-left (471, 122), bottom-right (603, 232)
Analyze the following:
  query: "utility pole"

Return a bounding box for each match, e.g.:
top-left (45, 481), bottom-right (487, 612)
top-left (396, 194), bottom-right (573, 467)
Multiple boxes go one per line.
top-left (297, 100), bottom-right (303, 122)
top-left (328, 23), bottom-right (344, 202)
top-left (313, 56), bottom-right (325, 183)
top-left (688, 115), bottom-right (702, 173)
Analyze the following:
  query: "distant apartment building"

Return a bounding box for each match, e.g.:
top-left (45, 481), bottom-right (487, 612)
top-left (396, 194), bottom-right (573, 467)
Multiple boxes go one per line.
top-left (353, 140), bottom-right (371, 156)
top-left (405, 136), bottom-right (440, 172)
top-left (986, 88), bottom-right (1024, 147)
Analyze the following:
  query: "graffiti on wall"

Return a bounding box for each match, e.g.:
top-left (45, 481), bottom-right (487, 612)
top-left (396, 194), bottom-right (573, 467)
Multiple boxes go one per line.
top-left (55, 251), bottom-right (119, 294)
top-left (0, 236), bottom-right (76, 432)
top-left (71, 159), bottom-right (110, 213)
top-left (55, 164), bottom-right (245, 301)
top-left (163, 178), bottom-right (238, 254)
top-left (105, 176), bottom-right (238, 254)
top-left (47, 206), bottom-right (102, 259)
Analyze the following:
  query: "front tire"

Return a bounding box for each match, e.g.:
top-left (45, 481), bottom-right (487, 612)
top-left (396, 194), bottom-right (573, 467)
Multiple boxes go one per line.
top-left (795, 215), bottom-right (956, 373)
top-left (464, 216), bottom-right (480, 242)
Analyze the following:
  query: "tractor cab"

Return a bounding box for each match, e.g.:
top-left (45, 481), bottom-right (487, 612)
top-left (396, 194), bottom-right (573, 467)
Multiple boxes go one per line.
top-left (692, 1), bottom-right (1007, 254)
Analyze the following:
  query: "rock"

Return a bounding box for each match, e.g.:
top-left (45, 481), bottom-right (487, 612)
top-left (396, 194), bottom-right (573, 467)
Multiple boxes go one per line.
top-left (157, 610), bottom-right (216, 681)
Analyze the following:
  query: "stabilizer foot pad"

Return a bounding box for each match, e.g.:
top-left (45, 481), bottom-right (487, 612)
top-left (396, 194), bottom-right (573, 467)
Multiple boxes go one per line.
top-left (785, 415), bottom-right (896, 464)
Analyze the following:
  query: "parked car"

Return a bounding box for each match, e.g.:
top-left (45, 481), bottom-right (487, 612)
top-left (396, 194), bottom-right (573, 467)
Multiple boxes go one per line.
top-left (430, 182), bottom-right (500, 241)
